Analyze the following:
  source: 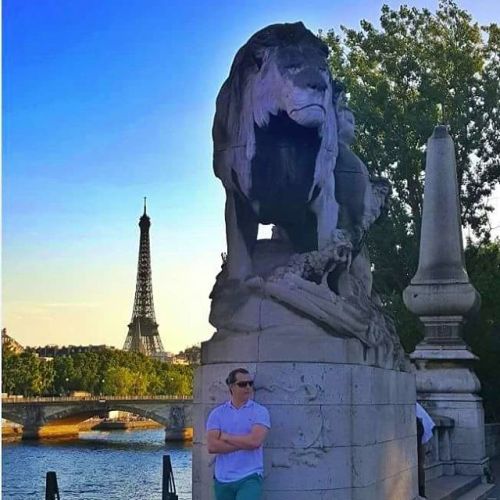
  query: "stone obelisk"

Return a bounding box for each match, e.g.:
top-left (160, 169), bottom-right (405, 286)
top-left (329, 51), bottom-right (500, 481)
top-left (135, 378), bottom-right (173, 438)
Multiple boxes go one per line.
top-left (403, 125), bottom-right (487, 476)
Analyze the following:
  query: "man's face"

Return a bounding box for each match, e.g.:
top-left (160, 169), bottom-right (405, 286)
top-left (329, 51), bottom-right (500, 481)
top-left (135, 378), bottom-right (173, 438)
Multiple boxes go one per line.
top-left (231, 372), bottom-right (254, 401)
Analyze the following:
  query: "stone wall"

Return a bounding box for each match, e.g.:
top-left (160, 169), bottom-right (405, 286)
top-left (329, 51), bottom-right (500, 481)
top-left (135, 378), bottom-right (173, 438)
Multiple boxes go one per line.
top-left (193, 331), bottom-right (418, 499)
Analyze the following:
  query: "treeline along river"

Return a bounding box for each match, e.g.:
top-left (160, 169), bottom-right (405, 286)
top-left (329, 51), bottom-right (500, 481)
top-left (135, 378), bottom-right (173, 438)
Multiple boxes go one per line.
top-left (2, 429), bottom-right (193, 499)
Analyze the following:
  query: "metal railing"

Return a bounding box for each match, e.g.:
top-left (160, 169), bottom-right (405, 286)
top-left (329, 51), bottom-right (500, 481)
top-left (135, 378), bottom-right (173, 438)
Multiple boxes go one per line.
top-left (2, 395), bottom-right (192, 403)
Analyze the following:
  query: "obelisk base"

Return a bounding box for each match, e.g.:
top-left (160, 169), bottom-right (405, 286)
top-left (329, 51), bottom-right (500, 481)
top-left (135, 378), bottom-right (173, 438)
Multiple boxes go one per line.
top-left (412, 346), bottom-right (489, 477)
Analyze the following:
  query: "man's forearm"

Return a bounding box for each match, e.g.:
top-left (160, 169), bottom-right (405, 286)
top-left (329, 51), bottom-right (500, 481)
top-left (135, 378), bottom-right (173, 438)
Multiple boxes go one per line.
top-left (208, 437), bottom-right (239, 454)
top-left (221, 432), bottom-right (259, 450)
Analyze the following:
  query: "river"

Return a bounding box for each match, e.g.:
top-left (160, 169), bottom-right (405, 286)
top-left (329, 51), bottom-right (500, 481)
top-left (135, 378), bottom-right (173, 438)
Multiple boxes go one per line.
top-left (2, 429), bottom-right (193, 499)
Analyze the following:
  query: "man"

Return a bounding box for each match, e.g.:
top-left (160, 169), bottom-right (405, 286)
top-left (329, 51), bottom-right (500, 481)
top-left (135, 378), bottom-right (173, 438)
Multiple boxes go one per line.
top-left (206, 368), bottom-right (271, 500)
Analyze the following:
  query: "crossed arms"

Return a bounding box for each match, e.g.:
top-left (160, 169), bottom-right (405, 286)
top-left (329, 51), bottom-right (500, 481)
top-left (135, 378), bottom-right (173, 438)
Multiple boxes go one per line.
top-left (207, 425), bottom-right (268, 454)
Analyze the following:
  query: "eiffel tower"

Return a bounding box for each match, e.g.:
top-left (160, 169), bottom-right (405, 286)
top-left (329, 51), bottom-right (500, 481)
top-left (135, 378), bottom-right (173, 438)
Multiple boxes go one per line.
top-left (123, 198), bottom-right (166, 357)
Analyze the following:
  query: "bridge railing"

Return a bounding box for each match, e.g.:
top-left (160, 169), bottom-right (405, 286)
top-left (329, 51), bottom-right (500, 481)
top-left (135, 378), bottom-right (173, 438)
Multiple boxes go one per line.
top-left (1, 395), bottom-right (192, 403)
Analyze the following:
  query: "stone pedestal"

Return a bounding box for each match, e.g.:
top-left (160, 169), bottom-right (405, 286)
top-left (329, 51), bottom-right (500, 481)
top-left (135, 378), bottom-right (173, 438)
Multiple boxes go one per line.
top-left (193, 328), bottom-right (418, 500)
top-left (412, 349), bottom-right (489, 476)
top-left (164, 427), bottom-right (193, 441)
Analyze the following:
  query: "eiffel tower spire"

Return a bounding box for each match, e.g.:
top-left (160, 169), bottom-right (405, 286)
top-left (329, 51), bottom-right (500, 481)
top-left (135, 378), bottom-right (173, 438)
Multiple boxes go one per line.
top-left (123, 198), bottom-right (165, 356)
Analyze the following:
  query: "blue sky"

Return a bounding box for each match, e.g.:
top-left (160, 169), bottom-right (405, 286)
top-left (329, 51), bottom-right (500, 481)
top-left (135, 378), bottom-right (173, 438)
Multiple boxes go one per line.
top-left (3, 0), bottom-right (499, 353)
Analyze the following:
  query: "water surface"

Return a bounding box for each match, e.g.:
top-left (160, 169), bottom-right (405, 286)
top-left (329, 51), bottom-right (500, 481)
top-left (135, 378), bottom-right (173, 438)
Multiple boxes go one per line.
top-left (2, 429), bottom-right (192, 499)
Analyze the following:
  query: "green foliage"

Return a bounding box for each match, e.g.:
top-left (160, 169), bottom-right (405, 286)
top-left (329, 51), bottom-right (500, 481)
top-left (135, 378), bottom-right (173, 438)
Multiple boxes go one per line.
top-left (2, 350), bottom-right (54, 396)
top-left (322, 0), bottom-right (499, 291)
top-left (322, 1), bottom-right (500, 417)
top-left (1, 348), bottom-right (194, 398)
top-left (103, 366), bottom-right (138, 396)
top-left (176, 344), bottom-right (201, 365)
top-left (464, 240), bottom-right (500, 421)
top-left (324, 1), bottom-right (499, 238)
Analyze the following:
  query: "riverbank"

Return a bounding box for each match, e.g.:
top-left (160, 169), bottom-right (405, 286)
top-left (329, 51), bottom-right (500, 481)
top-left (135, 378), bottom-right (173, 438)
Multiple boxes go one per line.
top-left (2, 422), bottom-right (22, 440)
top-left (92, 419), bottom-right (163, 430)
top-left (1, 418), bottom-right (163, 440)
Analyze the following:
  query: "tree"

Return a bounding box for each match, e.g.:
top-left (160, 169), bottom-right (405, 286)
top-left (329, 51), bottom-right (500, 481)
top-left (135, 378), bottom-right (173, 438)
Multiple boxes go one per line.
top-left (177, 344), bottom-right (201, 365)
top-left (2, 347), bottom-right (195, 398)
top-left (1, 350), bottom-right (54, 396)
top-left (2, 347), bottom-right (19, 395)
top-left (103, 366), bottom-right (136, 396)
top-left (322, 1), bottom-right (500, 350)
top-left (464, 240), bottom-right (500, 421)
top-left (53, 356), bottom-right (76, 395)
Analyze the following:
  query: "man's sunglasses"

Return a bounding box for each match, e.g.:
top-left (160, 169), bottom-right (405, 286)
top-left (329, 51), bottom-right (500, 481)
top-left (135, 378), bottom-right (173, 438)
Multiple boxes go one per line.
top-left (235, 381), bottom-right (254, 388)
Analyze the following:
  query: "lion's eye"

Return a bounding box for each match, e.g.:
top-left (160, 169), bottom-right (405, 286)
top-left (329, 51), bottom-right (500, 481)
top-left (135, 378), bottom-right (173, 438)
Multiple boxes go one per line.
top-left (253, 54), bottom-right (263, 70)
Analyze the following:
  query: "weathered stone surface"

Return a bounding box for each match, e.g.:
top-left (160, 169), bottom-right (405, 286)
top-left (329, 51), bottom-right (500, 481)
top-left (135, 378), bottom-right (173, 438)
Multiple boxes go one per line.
top-left (255, 362), bottom-right (353, 405)
top-left (265, 446), bottom-right (352, 490)
top-left (352, 404), bottom-right (415, 446)
top-left (351, 466), bottom-right (417, 500)
top-left (265, 490), bottom-right (352, 500)
top-left (192, 441), bottom-right (216, 500)
top-left (351, 436), bottom-right (417, 487)
top-left (414, 366), bottom-right (481, 393)
top-left (192, 403), bottom-right (217, 445)
top-left (403, 126), bottom-right (489, 485)
top-left (485, 424), bottom-right (500, 458)
top-left (403, 126), bottom-right (479, 327)
top-left (193, 355), bottom-right (417, 499)
top-left (257, 328), bottom-right (366, 364)
top-left (201, 332), bottom-right (260, 364)
top-left (352, 366), bottom-right (415, 405)
top-left (195, 362), bottom-right (257, 405)
top-left (209, 21), bottom-right (407, 372)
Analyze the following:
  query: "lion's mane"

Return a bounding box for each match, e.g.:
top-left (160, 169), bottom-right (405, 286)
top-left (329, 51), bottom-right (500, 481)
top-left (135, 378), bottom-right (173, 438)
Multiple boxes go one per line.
top-left (213, 22), bottom-right (338, 201)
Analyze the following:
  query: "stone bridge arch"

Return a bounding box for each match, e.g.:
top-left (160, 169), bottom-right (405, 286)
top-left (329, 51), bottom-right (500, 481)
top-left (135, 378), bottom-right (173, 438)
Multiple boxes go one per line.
top-left (45, 404), bottom-right (171, 427)
top-left (2, 397), bottom-right (192, 441)
top-left (2, 408), bottom-right (24, 426)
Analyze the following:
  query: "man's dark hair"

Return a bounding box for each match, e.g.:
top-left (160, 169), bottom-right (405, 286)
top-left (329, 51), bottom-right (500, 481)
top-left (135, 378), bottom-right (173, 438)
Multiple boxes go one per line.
top-left (225, 368), bottom-right (249, 386)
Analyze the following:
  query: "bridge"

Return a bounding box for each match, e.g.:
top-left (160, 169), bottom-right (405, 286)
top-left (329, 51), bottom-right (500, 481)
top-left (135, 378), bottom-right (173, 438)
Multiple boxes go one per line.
top-left (2, 395), bottom-right (193, 440)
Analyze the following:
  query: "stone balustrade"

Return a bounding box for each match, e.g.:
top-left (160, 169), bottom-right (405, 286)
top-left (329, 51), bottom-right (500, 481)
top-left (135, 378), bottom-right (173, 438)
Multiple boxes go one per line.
top-left (424, 415), bottom-right (500, 481)
top-left (2, 395), bottom-right (191, 403)
top-left (424, 414), bottom-right (455, 481)
top-left (485, 423), bottom-right (500, 459)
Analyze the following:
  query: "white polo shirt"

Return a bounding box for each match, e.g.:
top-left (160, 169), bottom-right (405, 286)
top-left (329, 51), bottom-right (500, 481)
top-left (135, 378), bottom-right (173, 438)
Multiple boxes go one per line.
top-left (206, 399), bottom-right (271, 482)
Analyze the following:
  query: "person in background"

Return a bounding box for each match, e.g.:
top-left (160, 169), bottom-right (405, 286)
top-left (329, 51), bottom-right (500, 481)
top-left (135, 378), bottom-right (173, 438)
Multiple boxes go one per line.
top-left (206, 368), bottom-right (271, 500)
top-left (416, 402), bottom-right (436, 499)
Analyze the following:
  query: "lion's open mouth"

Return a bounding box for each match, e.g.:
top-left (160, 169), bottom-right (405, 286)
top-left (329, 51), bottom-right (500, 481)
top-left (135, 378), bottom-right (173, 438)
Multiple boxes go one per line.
top-left (250, 111), bottom-right (321, 230)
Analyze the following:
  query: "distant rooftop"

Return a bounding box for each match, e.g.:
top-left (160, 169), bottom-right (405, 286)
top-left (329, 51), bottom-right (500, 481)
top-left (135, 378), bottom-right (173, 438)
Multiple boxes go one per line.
top-left (26, 344), bottom-right (117, 357)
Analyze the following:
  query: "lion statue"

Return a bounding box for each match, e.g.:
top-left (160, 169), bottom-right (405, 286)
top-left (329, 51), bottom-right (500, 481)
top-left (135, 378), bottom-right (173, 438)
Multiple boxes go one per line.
top-left (213, 22), bottom-right (340, 281)
top-left (209, 22), bottom-right (406, 370)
